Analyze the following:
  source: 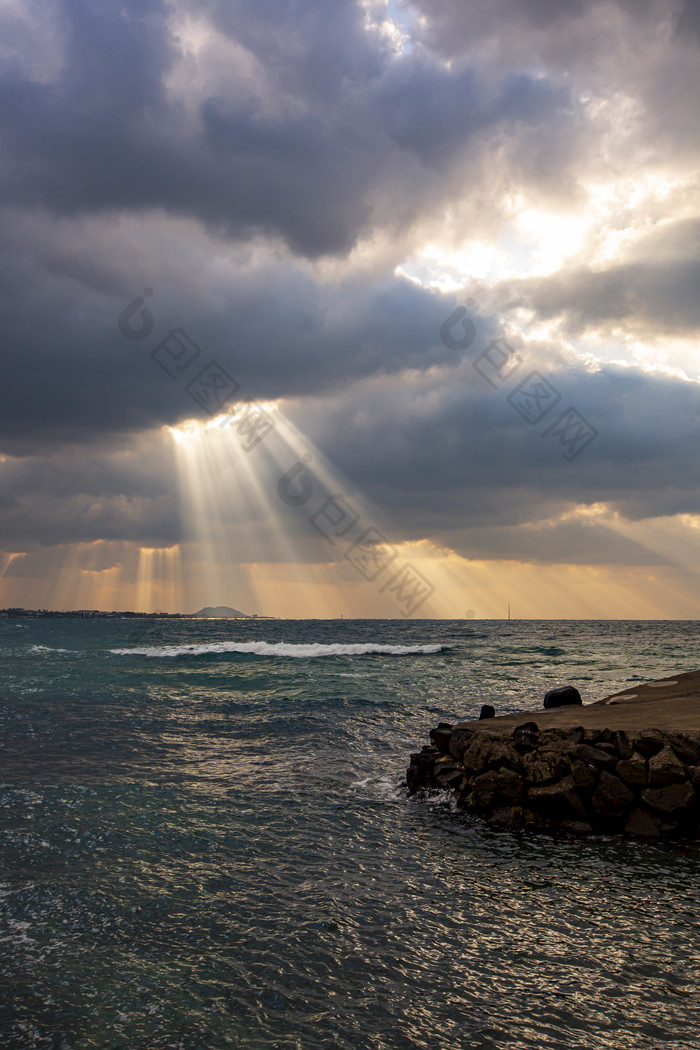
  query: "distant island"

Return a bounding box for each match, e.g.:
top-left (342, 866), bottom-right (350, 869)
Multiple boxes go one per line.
top-left (192, 606), bottom-right (248, 618)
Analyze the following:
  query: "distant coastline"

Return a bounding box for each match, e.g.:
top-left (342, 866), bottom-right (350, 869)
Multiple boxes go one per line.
top-left (0, 607), bottom-right (273, 619)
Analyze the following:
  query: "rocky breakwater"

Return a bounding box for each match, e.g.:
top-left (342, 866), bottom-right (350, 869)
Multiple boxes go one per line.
top-left (407, 672), bottom-right (700, 838)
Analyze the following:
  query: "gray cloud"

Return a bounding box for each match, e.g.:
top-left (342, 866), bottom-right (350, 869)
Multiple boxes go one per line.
top-left (0, 0), bottom-right (580, 255)
top-left (291, 358), bottom-right (700, 536)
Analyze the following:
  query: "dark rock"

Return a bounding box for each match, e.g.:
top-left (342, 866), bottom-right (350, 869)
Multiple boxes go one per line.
top-left (522, 745), bottom-right (573, 785)
top-left (470, 768), bottom-right (524, 811)
top-left (690, 766), bottom-right (700, 791)
top-left (669, 735), bottom-right (700, 766)
top-left (570, 759), bottom-right (599, 791)
top-left (479, 705), bottom-right (495, 720)
top-left (632, 730), bottom-right (666, 759)
top-left (489, 806), bottom-right (525, 829)
top-left (406, 760), bottom-right (429, 795)
top-left (592, 742), bottom-right (617, 757)
top-left (624, 808), bottom-right (672, 838)
top-left (612, 731), bottom-right (633, 761)
top-left (448, 726), bottom-right (476, 762)
top-left (569, 726), bottom-right (585, 745)
top-left (407, 747), bottom-right (441, 793)
top-left (430, 721), bottom-right (453, 735)
top-left (616, 754), bottom-right (648, 789)
top-left (527, 775), bottom-right (587, 821)
top-left (643, 782), bottom-right (697, 819)
top-left (647, 746), bottom-right (687, 788)
top-left (595, 728), bottom-right (615, 746)
top-left (544, 728), bottom-right (574, 742)
top-left (588, 770), bottom-right (636, 823)
top-left (462, 736), bottom-right (522, 775)
top-left (543, 685), bottom-right (582, 709)
top-left (430, 725), bottom-right (454, 755)
top-left (434, 762), bottom-right (463, 789)
top-left (560, 820), bottom-right (594, 836)
top-left (574, 743), bottom-right (618, 771)
top-left (512, 722), bottom-right (540, 753)
top-left (521, 808), bottom-right (549, 830)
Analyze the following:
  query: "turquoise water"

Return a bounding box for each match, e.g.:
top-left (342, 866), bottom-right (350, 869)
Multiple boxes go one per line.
top-left (1, 617), bottom-right (700, 1049)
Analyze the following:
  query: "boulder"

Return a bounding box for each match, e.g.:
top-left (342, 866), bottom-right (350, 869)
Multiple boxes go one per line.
top-left (479, 705), bottom-right (495, 720)
top-left (560, 820), bottom-right (594, 836)
top-left (669, 735), bottom-right (700, 766)
top-left (522, 745), bottom-right (573, 785)
top-left (434, 762), bottom-right (464, 789)
top-left (430, 723), bottom-right (454, 755)
top-left (632, 730), bottom-right (666, 759)
top-left (543, 685), bottom-right (582, 709)
top-left (520, 808), bottom-right (550, 831)
top-left (406, 746), bottom-right (442, 793)
top-left (616, 753), bottom-right (648, 789)
top-left (406, 756), bottom-right (431, 794)
top-left (512, 722), bottom-right (540, 754)
top-left (588, 770), bottom-right (636, 823)
top-left (624, 808), bottom-right (674, 838)
top-left (569, 759), bottom-right (599, 791)
top-left (647, 746), bottom-right (687, 788)
top-left (574, 743), bottom-right (618, 771)
top-left (642, 782), bottom-right (697, 820)
top-left (462, 735), bottom-right (522, 775)
top-left (489, 806), bottom-right (525, 829)
top-left (448, 725), bottom-right (476, 763)
top-left (470, 768), bottom-right (524, 811)
top-left (527, 775), bottom-right (587, 821)
top-left (593, 742), bottom-right (618, 757)
top-left (612, 731), bottom-right (633, 761)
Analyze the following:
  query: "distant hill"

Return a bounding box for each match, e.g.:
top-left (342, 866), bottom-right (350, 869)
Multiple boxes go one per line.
top-left (192, 605), bottom-right (248, 618)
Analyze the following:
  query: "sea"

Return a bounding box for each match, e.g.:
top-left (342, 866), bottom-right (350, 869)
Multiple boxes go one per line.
top-left (1, 616), bottom-right (700, 1050)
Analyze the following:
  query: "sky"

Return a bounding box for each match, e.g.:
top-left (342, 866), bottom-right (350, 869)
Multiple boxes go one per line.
top-left (1, 0), bottom-right (699, 618)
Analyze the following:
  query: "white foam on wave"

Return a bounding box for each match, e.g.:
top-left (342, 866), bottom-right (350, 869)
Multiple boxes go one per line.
top-left (349, 774), bottom-right (404, 802)
top-left (109, 641), bottom-right (446, 659)
top-left (29, 644), bottom-right (71, 654)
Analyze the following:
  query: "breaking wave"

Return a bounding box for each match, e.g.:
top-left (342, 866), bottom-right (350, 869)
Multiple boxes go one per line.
top-left (108, 641), bottom-right (447, 659)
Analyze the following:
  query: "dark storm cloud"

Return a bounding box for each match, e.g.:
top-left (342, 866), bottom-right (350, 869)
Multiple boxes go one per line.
top-left (0, 431), bottom-right (181, 547)
top-left (292, 359), bottom-right (700, 544)
top-left (0, 0), bottom-right (576, 256)
top-left (0, 222), bottom-right (494, 452)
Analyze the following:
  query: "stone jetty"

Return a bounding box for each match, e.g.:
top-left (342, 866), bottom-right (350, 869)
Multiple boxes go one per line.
top-left (406, 670), bottom-right (700, 838)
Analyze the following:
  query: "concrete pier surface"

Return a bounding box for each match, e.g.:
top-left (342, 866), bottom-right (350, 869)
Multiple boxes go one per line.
top-left (455, 669), bottom-right (700, 737)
